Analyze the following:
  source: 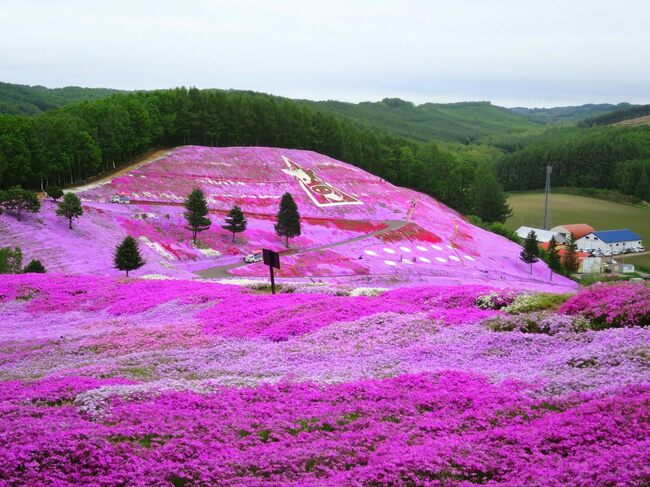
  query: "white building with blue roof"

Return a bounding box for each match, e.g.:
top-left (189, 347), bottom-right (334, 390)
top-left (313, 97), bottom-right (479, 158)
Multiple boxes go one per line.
top-left (576, 229), bottom-right (644, 254)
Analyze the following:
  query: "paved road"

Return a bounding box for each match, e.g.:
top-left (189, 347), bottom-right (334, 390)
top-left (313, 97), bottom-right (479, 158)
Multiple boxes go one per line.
top-left (196, 219), bottom-right (408, 278)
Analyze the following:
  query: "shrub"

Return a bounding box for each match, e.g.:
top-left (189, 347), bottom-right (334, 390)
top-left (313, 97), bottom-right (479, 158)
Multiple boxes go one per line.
top-left (476, 290), bottom-right (518, 310)
top-left (503, 292), bottom-right (573, 314)
top-left (0, 247), bottom-right (23, 274)
top-left (485, 312), bottom-right (591, 335)
top-left (23, 259), bottom-right (46, 273)
top-left (559, 282), bottom-right (650, 328)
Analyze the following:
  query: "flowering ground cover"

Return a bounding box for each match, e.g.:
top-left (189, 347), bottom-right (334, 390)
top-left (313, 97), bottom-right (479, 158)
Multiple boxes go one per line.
top-left (1, 275), bottom-right (648, 485)
top-left (0, 145), bottom-right (575, 291)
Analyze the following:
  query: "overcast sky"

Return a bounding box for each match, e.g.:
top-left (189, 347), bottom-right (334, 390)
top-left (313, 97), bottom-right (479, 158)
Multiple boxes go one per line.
top-left (2, 0), bottom-right (649, 107)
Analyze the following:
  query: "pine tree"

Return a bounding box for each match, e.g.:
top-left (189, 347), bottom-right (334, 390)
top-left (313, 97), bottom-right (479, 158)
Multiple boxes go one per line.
top-left (0, 247), bottom-right (22, 274)
top-left (519, 230), bottom-right (540, 273)
top-left (184, 188), bottom-right (211, 243)
top-left (23, 259), bottom-right (46, 273)
top-left (114, 236), bottom-right (145, 277)
top-left (55, 193), bottom-right (83, 229)
top-left (275, 192), bottom-right (301, 247)
top-left (46, 187), bottom-right (64, 201)
top-left (562, 233), bottom-right (580, 273)
top-left (222, 205), bottom-right (247, 242)
top-left (546, 236), bottom-right (562, 273)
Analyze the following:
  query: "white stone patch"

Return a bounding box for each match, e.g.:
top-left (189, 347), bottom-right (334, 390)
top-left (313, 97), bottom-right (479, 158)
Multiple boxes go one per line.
top-left (364, 250), bottom-right (378, 256)
top-left (399, 246), bottom-right (411, 253)
top-left (383, 248), bottom-right (396, 254)
top-left (449, 255), bottom-right (461, 262)
top-left (416, 245), bottom-right (428, 252)
top-left (419, 257), bottom-right (431, 263)
top-left (384, 260), bottom-right (397, 266)
top-left (435, 257), bottom-right (447, 263)
top-left (431, 245), bottom-right (443, 251)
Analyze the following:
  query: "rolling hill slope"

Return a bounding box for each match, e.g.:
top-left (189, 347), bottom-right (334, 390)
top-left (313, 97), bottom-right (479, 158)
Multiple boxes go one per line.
top-left (0, 146), bottom-right (573, 290)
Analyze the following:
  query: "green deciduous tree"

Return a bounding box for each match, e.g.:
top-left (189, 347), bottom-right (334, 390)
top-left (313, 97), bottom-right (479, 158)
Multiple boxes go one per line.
top-left (23, 259), bottom-right (46, 273)
top-left (183, 188), bottom-right (211, 243)
top-left (469, 165), bottom-right (512, 223)
top-left (55, 192), bottom-right (83, 229)
top-left (114, 236), bottom-right (145, 277)
top-left (46, 187), bottom-right (64, 201)
top-left (275, 192), bottom-right (301, 247)
top-left (222, 205), bottom-right (247, 242)
top-left (519, 230), bottom-right (540, 273)
top-left (0, 186), bottom-right (40, 220)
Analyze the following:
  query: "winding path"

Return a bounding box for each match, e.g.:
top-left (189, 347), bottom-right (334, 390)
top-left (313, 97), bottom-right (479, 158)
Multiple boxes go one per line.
top-left (196, 219), bottom-right (408, 278)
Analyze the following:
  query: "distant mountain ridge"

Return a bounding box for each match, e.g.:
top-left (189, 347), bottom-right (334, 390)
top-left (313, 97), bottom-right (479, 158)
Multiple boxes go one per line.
top-left (0, 81), bottom-right (123, 115)
top-left (510, 103), bottom-right (634, 124)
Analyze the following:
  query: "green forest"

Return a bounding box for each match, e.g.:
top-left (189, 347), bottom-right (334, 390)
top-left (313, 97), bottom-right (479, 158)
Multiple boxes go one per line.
top-left (496, 126), bottom-right (650, 201)
top-left (0, 87), bottom-right (511, 222)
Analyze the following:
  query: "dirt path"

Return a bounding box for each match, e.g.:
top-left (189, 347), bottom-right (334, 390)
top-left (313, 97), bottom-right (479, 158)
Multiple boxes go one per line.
top-left (67, 149), bottom-right (172, 193)
top-left (196, 219), bottom-right (408, 278)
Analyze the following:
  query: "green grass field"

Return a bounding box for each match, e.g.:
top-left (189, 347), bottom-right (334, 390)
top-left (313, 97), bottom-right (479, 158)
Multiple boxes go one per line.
top-left (506, 192), bottom-right (650, 269)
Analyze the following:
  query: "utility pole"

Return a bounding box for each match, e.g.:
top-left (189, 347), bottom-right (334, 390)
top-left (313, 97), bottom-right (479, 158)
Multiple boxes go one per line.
top-left (542, 165), bottom-right (552, 230)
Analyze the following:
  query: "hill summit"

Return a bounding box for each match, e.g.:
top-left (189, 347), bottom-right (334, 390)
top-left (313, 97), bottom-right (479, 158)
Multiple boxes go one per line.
top-left (0, 146), bottom-right (572, 290)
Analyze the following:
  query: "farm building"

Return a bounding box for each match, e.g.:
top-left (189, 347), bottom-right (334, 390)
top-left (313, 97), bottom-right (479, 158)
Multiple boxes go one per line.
top-left (576, 229), bottom-right (643, 254)
top-left (550, 223), bottom-right (595, 241)
top-left (515, 226), bottom-right (567, 244)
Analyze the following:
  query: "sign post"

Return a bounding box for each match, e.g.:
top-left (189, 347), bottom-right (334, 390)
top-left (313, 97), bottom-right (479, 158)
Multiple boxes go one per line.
top-left (262, 249), bottom-right (281, 294)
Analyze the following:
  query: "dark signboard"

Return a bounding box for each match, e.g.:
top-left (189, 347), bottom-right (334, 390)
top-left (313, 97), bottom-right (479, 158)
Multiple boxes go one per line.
top-left (263, 249), bottom-right (281, 269)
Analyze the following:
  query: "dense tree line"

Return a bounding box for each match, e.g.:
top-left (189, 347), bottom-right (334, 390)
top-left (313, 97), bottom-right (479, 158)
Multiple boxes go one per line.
top-left (496, 126), bottom-right (650, 201)
top-left (579, 104), bottom-right (650, 127)
top-left (0, 87), bottom-right (511, 222)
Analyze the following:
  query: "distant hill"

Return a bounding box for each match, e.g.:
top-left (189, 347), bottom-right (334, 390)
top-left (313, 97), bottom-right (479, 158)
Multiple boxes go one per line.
top-left (510, 103), bottom-right (632, 124)
top-left (0, 82), bottom-right (122, 115)
top-left (305, 98), bottom-right (546, 144)
top-left (579, 104), bottom-right (650, 127)
top-left (616, 115), bottom-right (650, 127)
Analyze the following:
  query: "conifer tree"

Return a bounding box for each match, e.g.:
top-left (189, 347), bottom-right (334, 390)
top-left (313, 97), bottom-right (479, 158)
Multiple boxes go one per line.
top-left (275, 192), bottom-right (301, 247)
top-left (546, 236), bottom-right (562, 273)
top-left (23, 259), bottom-right (46, 273)
top-left (519, 230), bottom-right (540, 273)
top-left (184, 188), bottom-right (211, 243)
top-left (222, 205), bottom-right (247, 242)
top-left (55, 193), bottom-right (83, 229)
top-left (114, 236), bottom-right (145, 277)
top-left (562, 233), bottom-right (580, 273)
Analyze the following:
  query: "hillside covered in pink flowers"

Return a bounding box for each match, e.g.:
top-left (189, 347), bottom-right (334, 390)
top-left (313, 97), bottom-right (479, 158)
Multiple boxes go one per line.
top-left (0, 275), bottom-right (648, 485)
top-left (0, 146), bottom-right (573, 290)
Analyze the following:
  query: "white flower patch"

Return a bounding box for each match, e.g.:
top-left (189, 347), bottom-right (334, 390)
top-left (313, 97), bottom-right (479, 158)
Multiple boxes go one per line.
top-left (364, 250), bottom-right (378, 256)
top-left (449, 256), bottom-right (461, 262)
top-left (419, 257), bottom-right (431, 263)
top-left (383, 248), bottom-right (396, 254)
top-left (431, 245), bottom-right (443, 251)
top-left (138, 236), bottom-right (175, 260)
top-left (399, 246), bottom-right (411, 253)
top-left (416, 245), bottom-right (428, 252)
top-left (384, 260), bottom-right (397, 266)
top-left (464, 255), bottom-right (476, 261)
top-left (435, 257), bottom-right (447, 263)
top-left (349, 287), bottom-right (388, 297)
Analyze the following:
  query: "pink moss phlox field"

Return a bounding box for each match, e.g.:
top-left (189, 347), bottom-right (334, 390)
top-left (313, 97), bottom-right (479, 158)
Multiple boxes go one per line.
top-left (1, 275), bottom-right (649, 484)
top-left (559, 282), bottom-right (650, 328)
top-left (1, 373), bottom-right (648, 485)
top-left (198, 285), bottom-right (503, 340)
top-left (0, 145), bottom-right (576, 290)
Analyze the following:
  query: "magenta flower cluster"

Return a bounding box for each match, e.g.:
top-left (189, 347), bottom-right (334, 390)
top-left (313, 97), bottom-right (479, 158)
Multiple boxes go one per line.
top-left (560, 282), bottom-right (650, 328)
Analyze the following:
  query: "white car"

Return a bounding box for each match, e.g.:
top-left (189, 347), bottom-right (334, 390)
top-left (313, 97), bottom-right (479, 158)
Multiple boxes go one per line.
top-left (243, 252), bottom-right (263, 264)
